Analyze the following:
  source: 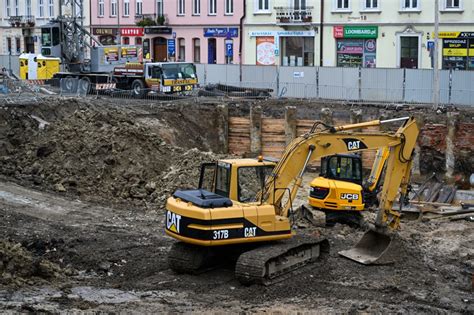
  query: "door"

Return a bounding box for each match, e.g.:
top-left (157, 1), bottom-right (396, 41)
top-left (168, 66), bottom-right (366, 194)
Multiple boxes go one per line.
top-left (208, 38), bottom-right (216, 64)
top-left (294, 0), bottom-right (307, 21)
top-left (24, 36), bottom-right (35, 53)
top-left (400, 36), bottom-right (419, 69)
top-left (153, 37), bottom-right (168, 62)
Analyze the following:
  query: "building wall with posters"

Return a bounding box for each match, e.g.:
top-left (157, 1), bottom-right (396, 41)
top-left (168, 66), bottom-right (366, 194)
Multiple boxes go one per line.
top-left (0, 0), bottom-right (63, 56)
top-left (163, 0), bottom-right (244, 64)
top-left (243, 0), bottom-right (320, 66)
top-left (90, 0), bottom-right (153, 47)
top-left (320, 0), bottom-right (474, 69)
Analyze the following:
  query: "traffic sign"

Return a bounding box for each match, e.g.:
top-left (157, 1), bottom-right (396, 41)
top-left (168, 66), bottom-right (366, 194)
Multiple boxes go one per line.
top-left (427, 41), bottom-right (435, 50)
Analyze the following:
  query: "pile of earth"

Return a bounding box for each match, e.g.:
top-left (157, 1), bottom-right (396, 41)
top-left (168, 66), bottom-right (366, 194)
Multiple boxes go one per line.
top-left (0, 102), bottom-right (224, 210)
top-left (0, 240), bottom-right (71, 286)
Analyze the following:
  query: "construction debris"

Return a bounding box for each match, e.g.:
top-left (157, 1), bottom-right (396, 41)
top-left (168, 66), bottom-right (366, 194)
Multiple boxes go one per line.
top-left (199, 83), bottom-right (273, 98)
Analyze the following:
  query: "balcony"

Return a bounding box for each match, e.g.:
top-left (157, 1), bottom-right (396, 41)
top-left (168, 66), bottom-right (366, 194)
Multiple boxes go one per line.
top-left (135, 14), bottom-right (167, 27)
top-left (275, 6), bottom-right (314, 24)
top-left (9, 15), bottom-right (35, 28)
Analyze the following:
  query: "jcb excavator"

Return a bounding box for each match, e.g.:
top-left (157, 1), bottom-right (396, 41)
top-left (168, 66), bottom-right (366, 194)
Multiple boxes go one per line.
top-left (308, 147), bottom-right (390, 226)
top-left (165, 117), bottom-right (419, 284)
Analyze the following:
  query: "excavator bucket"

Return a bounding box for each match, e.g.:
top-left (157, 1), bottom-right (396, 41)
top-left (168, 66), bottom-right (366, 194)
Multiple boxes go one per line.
top-left (338, 228), bottom-right (399, 265)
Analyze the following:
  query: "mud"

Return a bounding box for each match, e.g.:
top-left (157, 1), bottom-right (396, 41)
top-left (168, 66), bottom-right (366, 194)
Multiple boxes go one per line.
top-left (0, 97), bottom-right (472, 313)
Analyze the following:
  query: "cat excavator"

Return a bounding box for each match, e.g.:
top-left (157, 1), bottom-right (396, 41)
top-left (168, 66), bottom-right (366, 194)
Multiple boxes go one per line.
top-left (165, 116), bottom-right (419, 284)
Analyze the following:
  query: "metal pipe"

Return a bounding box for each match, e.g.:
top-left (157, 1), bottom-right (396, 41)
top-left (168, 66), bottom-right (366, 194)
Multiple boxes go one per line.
top-left (319, 0), bottom-right (324, 66)
top-left (433, 0), bottom-right (440, 108)
top-left (298, 145), bottom-right (315, 178)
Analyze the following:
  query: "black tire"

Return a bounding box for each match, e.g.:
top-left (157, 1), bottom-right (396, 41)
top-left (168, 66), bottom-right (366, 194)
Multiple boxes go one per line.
top-left (63, 76), bottom-right (76, 92)
top-left (131, 79), bottom-right (145, 98)
top-left (78, 77), bottom-right (91, 94)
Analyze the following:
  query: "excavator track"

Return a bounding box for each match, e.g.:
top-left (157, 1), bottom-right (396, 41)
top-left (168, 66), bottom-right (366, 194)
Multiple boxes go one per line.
top-left (235, 235), bottom-right (329, 285)
top-left (168, 242), bottom-right (217, 274)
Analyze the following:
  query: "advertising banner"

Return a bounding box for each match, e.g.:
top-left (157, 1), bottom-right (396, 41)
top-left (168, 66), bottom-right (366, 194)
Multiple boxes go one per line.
top-left (443, 39), bottom-right (468, 56)
top-left (333, 26), bottom-right (378, 39)
top-left (256, 37), bottom-right (275, 66)
top-left (120, 28), bottom-right (144, 37)
top-left (121, 47), bottom-right (138, 58)
top-left (167, 39), bottom-right (176, 59)
top-left (104, 47), bottom-right (119, 62)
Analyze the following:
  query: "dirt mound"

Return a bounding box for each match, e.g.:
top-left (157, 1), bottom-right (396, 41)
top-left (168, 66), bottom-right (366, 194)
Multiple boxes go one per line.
top-left (0, 240), bottom-right (68, 286)
top-left (0, 102), bottom-right (223, 210)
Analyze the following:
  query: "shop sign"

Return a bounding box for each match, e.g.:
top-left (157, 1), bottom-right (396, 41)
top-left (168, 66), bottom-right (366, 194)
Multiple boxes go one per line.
top-left (334, 26), bottom-right (344, 39)
top-left (439, 32), bottom-right (474, 39)
top-left (167, 39), bottom-right (176, 59)
top-left (120, 28), bottom-right (144, 37)
top-left (93, 28), bottom-right (118, 36)
top-left (337, 40), bottom-right (364, 54)
top-left (470, 41), bottom-right (474, 56)
top-left (249, 30), bottom-right (315, 37)
top-left (144, 27), bottom-right (172, 35)
top-left (204, 28), bottom-right (238, 38)
top-left (443, 39), bottom-right (468, 56)
top-left (344, 26), bottom-right (378, 39)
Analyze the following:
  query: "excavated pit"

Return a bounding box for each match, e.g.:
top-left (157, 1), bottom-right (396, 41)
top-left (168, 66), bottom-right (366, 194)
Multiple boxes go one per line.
top-left (0, 97), bottom-right (472, 313)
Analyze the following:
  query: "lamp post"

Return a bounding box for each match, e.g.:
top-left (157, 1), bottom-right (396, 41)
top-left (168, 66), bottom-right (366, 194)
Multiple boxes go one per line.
top-left (433, 0), bottom-right (440, 108)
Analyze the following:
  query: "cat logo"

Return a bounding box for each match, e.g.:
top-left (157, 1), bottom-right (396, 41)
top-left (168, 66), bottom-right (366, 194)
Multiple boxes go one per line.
top-left (166, 211), bottom-right (181, 234)
top-left (342, 138), bottom-right (368, 151)
top-left (340, 193), bottom-right (359, 200)
top-left (244, 227), bottom-right (257, 238)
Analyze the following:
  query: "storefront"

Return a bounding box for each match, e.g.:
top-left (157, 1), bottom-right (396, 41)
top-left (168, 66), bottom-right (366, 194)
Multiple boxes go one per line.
top-left (250, 30), bottom-right (316, 66)
top-left (333, 26), bottom-right (378, 68)
top-left (203, 28), bottom-right (238, 64)
top-left (440, 32), bottom-right (474, 70)
top-left (143, 27), bottom-right (173, 62)
top-left (120, 27), bottom-right (144, 46)
top-left (93, 28), bottom-right (119, 46)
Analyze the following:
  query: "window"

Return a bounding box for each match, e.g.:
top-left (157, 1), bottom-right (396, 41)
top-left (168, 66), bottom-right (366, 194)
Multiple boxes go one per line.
top-left (136, 0), bottom-right (143, 15)
top-left (193, 0), bottom-right (200, 15)
top-left (135, 37), bottom-right (142, 45)
top-left (14, 0), bottom-right (19, 16)
top-left (364, 0), bottom-right (378, 9)
top-left (208, 0), bottom-right (216, 15)
top-left (237, 166), bottom-right (273, 203)
top-left (38, 0), bottom-right (45, 17)
top-left (157, 0), bottom-right (163, 16)
top-left (6, 0), bottom-right (11, 17)
top-left (16, 37), bottom-right (21, 54)
top-left (445, 0), bottom-right (460, 9)
top-left (48, 0), bottom-right (54, 17)
top-left (402, 0), bottom-right (418, 9)
top-left (7, 38), bottom-right (12, 54)
top-left (123, 0), bottom-right (130, 16)
top-left (178, 0), bottom-right (185, 15)
top-left (193, 38), bottom-right (200, 63)
top-left (225, 0), bottom-right (233, 14)
top-left (26, 0), bottom-right (32, 16)
top-left (335, 0), bottom-right (350, 10)
top-left (98, 0), bottom-right (104, 16)
top-left (178, 38), bottom-right (185, 61)
top-left (111, 0), bottom-right (117, 16)
top-left (123, 37), bottom-right (130, 45)
top-left (255, 0), bottom-right (270, 12)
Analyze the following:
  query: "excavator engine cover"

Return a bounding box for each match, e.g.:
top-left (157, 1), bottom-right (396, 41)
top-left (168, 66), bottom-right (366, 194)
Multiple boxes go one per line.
top-left (338, 228), bottom-right (399, 265)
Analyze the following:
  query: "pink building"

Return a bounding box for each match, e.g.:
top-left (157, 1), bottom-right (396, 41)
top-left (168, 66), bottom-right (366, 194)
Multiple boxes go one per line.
top-left (90, 0), bottom-right (244, 64)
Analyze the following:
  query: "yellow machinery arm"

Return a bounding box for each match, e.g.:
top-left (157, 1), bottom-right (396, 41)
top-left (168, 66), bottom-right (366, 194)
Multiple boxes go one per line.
top-left (262, 117), bottom-right (419, 231)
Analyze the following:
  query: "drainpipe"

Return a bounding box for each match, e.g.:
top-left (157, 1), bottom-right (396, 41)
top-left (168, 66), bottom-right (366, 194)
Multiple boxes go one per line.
top-left (239, 0), bottom-right (246, 82)
top-left (319, 0), bottom-right (324, 66)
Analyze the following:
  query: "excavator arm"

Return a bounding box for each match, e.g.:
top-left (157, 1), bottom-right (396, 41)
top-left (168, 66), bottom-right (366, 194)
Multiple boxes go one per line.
top-left (262, 116), bottom-right (419, 232)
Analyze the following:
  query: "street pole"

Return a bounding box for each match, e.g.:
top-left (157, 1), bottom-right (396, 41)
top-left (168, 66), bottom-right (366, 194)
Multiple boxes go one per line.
top-left (433, 0), bottom-right (440, 108)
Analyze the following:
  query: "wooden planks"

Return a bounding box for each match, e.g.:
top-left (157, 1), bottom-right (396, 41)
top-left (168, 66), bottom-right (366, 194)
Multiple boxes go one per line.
top-left (261, 118), bottom-right (285, 158)
top-left (228, 117), bottom-right (250, 156)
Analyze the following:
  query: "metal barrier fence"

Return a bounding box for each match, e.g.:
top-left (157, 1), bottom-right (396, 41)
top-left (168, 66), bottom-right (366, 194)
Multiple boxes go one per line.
top-left (0, 55), bottom-right (20, 77)
top-left (196, 64), bottom-right (474, 106)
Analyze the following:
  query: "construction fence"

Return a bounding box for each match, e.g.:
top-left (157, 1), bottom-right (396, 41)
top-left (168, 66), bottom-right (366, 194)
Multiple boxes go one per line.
top-left (196, 64), bottom-right (474, 107)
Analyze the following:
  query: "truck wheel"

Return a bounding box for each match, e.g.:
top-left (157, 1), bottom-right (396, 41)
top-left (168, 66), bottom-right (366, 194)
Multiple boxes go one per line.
top-left (63, 76), bottom-right (76, 92)
top-left (78, 77), bottom-right (91, 94)
top-left (131, 79), bottom-right (145, 98)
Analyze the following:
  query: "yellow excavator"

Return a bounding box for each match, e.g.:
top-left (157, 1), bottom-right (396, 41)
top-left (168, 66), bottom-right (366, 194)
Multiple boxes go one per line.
top-left (165, 117), bottom-right (419, 284)
top-left (308, 147), bottom-right (390, 226)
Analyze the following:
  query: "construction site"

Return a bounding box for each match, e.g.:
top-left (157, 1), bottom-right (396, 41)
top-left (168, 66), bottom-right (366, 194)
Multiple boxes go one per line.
top-left (0, 0), bottom-right (472, 311)
top-left (0, 83), bottom-right (472, 312)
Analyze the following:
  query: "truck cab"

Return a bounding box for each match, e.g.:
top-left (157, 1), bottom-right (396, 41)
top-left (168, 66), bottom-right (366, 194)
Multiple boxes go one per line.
top-left (144, 62), bottom-right (198, 94)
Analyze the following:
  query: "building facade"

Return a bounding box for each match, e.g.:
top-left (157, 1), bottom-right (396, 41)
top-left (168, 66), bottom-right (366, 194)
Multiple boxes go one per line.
top-left (321, 0), bottom-right (474, 70)
top-left (0, 0), bottom-right (90, 56)
top-left (243, 0), bottom-right (319, 66)
top-left (90, 0), bottom-right (244, 64)
top-left (243, 0), bottom-right (474, 70)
